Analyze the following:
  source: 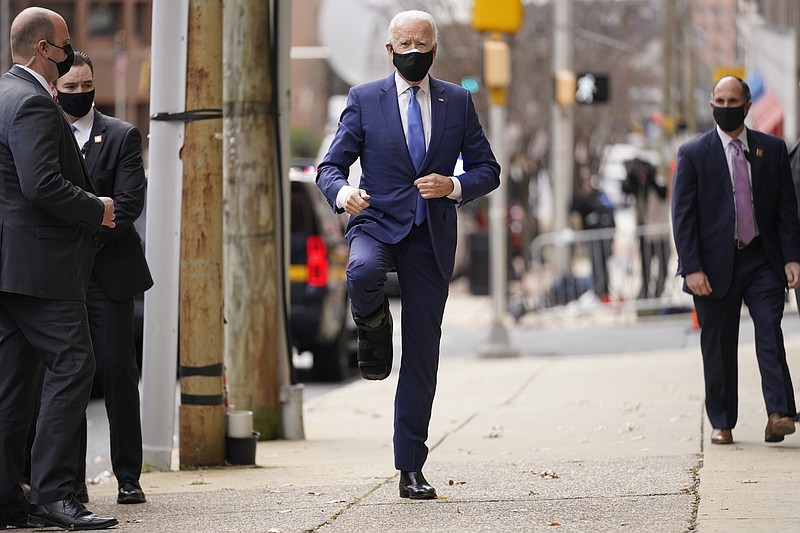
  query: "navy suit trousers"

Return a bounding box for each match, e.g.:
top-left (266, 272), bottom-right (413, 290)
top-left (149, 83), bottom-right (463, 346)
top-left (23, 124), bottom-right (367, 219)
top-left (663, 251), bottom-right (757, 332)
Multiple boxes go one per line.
top-left (694, 242), bottom-right (797, 429)
top-left (346, 224), bottom-right (449, 471)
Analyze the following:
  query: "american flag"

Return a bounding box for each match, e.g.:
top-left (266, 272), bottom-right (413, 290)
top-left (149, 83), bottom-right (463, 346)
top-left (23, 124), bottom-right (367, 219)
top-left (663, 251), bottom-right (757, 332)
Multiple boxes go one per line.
top-left (114, 38), bottom-right (128, 77)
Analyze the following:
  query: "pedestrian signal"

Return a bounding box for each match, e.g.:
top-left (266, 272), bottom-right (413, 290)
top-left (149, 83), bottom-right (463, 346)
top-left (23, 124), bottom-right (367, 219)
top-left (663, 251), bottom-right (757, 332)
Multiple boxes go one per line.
top-left (575, 73), bottom-right (610, 104)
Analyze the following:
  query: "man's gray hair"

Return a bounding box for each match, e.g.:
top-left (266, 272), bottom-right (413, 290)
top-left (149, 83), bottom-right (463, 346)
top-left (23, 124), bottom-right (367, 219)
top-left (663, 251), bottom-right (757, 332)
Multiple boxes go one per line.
top-left (387, 10), bottom-right (437, 47)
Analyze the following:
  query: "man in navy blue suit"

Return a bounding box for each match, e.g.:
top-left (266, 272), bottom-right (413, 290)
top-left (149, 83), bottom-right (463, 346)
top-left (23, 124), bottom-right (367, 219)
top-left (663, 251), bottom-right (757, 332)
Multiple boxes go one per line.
top-left (672, 75), bottom-right (800, 446)
top-left (317, 10), bottom-right (499, 499)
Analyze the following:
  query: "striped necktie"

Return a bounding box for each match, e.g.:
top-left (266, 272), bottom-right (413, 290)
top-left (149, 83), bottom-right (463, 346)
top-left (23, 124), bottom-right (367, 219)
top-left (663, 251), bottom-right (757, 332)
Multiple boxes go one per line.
top-left (731, 139), bottom-right (756, 245)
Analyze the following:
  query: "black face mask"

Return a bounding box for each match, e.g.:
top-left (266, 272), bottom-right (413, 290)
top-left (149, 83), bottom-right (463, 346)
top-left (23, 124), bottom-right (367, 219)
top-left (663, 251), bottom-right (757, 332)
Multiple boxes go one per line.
top-left (57, 89), bottom-right (95, 118)
top-left (46, 41), bottom-right (74, 78)
top-left (713, 104), bottom-right (747, 132)
top-left (392, 48), bottom-right (434, 83)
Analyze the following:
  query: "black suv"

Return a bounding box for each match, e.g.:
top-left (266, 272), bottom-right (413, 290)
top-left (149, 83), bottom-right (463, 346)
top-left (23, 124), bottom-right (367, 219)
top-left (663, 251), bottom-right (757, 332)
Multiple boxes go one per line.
top-left (289, 166), bottom-right (355, 381)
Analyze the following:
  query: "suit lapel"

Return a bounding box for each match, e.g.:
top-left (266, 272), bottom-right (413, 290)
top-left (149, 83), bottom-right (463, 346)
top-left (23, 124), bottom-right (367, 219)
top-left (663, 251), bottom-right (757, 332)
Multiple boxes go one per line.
top-left (705, 130), bottom-right (734, 206)
top-left (424, 77), bottom-right (447, 172)
top-left (84, 109), bottom-right (105, 176)
top-left (379, 74), bottom-right (416, 175)
top-left (746, 129), bottom-right (763, 202)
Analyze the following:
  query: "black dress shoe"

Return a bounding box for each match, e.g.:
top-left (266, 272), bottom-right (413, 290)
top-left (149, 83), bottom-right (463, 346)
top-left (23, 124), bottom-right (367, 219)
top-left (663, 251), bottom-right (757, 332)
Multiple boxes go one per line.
top-left (117, 480), bottom-right (146, 504)
top-left (28, 493), bottom-right (118, 530)
top-left (399, 470), bottom-right (437, 500)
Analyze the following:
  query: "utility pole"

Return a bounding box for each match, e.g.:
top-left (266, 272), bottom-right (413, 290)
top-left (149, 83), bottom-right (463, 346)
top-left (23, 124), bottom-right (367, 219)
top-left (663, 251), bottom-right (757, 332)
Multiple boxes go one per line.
top-left (660, 0), bottom-right (675, 182)
top-left (179, 0), bottom-right (225, 468)
top-left (223, 0), bottom-right (286, 440)
top-left (472, 0), bottom-right (522, 359)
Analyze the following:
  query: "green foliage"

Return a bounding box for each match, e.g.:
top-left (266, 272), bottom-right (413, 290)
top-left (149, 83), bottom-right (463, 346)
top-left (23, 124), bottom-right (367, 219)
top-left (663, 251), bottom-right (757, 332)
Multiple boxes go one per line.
top-left (290, 127), bottom-right (322, 160)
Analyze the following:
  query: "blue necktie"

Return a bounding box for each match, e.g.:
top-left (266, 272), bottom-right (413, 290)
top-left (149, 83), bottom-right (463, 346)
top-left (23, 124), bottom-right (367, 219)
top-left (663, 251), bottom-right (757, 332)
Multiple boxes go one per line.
top-left (407, 86), bottom-right (426, 225)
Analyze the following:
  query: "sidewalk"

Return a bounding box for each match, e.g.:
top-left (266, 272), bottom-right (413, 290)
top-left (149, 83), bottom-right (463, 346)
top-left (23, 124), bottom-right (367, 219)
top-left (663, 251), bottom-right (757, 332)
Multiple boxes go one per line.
top-left (80, 292), bottom-right (799, 532)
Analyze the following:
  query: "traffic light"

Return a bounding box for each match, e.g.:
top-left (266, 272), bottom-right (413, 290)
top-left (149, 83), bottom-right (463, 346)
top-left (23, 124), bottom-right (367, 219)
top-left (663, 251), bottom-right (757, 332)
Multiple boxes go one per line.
top-left (483, 39), bottom-right (510, 89)
top-left (554, 70), bottom-right (576, 107)
top-left (575, 72), bottom-right (610, 104)
top-left (472, 0), bottom-right (524, 34)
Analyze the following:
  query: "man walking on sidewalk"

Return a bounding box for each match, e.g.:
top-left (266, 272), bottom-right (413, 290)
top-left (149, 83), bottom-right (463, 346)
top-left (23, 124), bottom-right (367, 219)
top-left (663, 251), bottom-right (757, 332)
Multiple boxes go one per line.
top-left (317, 10), bottom-right (499, 499)
top-left (672, 75), bottom-right (800, 445)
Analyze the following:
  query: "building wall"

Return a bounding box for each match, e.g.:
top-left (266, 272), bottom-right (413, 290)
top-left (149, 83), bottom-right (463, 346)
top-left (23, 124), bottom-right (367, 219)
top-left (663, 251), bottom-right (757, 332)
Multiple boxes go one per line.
top-left (692, 0), bottom-right (740, 88)
top-left (289, 0), bottom-right (329, 161)
top-left (754, 0), bottom-right (800, 143)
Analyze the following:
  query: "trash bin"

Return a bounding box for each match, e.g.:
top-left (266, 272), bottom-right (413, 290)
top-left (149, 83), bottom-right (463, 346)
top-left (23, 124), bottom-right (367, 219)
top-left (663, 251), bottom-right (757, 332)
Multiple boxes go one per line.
top-left (468, 232), bottom-right (489, 295)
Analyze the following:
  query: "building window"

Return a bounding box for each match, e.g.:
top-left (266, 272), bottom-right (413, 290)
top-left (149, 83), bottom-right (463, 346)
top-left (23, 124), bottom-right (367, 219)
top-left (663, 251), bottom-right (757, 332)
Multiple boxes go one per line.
top-left (37, 2), bottom-right (75, 32)
top-left (135, 2), bottom-right (152, 41)
top-left (89, 2), bottom-right (122, 36)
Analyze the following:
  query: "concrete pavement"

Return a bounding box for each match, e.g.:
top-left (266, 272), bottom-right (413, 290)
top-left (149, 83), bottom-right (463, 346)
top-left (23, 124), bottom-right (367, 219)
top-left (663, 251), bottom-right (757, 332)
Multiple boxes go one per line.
top-left (77, 288), bottom-right (800, 532)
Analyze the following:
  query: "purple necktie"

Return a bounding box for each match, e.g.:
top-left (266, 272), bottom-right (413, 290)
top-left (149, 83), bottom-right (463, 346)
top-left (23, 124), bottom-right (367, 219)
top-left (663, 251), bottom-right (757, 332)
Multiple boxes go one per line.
top-left (731, 139), bottom-right (756, 245)
top-left (407, 86), bottom-right (426, 225)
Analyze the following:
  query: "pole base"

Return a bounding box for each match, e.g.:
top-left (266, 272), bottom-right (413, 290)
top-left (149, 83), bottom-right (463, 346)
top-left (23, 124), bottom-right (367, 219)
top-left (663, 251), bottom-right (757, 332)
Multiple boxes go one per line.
top-left (279, 384), bottom-right (306, 440)
top-left (479, 321), bottom-right (520, 358)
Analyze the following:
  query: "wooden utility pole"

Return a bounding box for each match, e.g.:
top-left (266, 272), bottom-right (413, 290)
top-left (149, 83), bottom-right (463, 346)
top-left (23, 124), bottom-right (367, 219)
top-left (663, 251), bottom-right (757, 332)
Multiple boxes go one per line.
top-left (223, 0), bottom-right (285, 440)
top-left (179, 0), bottom-right (225, 467)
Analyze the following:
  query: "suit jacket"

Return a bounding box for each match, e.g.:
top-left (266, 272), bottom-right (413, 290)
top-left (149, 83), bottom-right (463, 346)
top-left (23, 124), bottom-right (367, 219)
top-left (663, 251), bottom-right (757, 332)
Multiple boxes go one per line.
top-left (84, 109), bottom-right (153, 300)
top-left (672, 127), bottom-right (800, 298)
top-left (0, 66), bottom-right (104, 301)
top-left (316, 74), bottom-right (500, 280)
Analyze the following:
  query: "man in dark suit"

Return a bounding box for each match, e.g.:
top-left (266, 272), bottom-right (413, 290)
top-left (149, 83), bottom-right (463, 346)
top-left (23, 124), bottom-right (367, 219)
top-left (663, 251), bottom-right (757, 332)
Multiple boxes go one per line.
top-left (0, 7), bottom-right (117, 530)
top-left (317, 10), bottom-right (500, 500)
top-left (53, 51), bottom-right (153, 505)
top-left (672, 75), bottom-right (800, 446)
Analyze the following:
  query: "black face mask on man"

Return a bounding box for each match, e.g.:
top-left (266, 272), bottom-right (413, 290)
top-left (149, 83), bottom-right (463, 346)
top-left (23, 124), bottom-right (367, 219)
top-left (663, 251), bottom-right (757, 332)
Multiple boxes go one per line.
top-left (57, 89), bottom-right (95, 118)
top-left (46, 41), bottom-right (74, 78)
top-left (712, 105), bottom-right (747, 133)
top-left (392, 48), bottom-right (434, 83)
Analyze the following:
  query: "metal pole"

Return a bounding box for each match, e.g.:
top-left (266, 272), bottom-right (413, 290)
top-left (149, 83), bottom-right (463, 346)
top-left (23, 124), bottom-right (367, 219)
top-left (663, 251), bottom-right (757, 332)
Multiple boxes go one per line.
top-left (113, 30), bottom-right (127, 122)
top-left (1, 0), bottom-right (10, 74)
top-left (551, 0), bottom-right (574, 271)
top-left (140, 0), bottom-right (188, 472)
top-left (480, 84), bottom-right (519, 358)
top-left (274, 0), bottom-right (305, 440)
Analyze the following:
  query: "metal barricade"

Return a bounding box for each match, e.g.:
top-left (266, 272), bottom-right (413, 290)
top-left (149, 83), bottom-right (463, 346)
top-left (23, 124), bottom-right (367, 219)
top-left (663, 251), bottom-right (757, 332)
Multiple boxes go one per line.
top-left (516, 216), bottom-right (693, 318)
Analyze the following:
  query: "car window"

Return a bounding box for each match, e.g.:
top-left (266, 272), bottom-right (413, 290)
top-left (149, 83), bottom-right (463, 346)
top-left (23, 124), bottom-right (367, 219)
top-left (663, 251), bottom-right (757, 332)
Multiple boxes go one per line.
top-left (290, 183), bottom-right (318, 235)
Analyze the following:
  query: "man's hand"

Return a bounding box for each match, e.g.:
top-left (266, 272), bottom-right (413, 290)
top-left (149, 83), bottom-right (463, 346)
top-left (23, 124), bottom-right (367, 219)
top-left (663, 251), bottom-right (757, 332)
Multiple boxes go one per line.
top-left (785, 262), bottom-right (800, 289)
top-left (414, 173), bottom-right (454, 199)
top-left (100, 197), bottom-right (116, 228)
top-left (344, 189), bottom-right (370, 216)
top-left (686, 270), bottom-right (712, 296)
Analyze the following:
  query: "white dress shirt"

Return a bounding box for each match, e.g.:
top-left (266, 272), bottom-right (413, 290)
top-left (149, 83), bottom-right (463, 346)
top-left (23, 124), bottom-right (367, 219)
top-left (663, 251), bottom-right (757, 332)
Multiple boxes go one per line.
top-left (70, 110), bottom-right (95, 156)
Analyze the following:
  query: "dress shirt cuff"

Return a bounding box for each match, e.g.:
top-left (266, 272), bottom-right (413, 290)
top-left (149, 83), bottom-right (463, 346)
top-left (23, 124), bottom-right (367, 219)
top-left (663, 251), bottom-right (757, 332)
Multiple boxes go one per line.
top-left (447, 176), bottom-right (463, 202)
top-left (336, 185), bottom-right (358, 210)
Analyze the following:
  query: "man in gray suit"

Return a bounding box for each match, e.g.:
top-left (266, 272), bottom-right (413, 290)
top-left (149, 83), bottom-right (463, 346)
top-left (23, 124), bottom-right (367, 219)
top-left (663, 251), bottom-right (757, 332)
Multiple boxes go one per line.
top-left (0, 7), bottom-right (117, 530)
